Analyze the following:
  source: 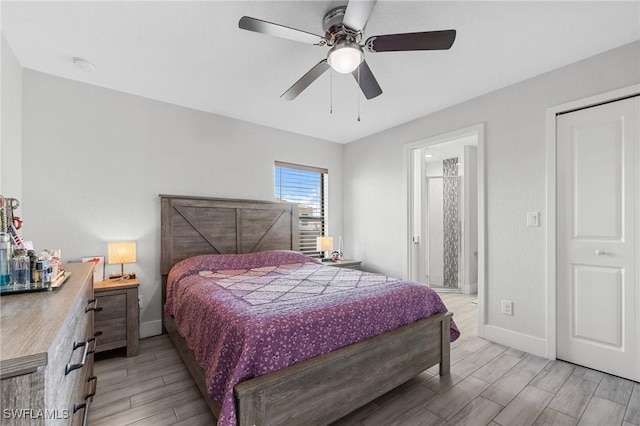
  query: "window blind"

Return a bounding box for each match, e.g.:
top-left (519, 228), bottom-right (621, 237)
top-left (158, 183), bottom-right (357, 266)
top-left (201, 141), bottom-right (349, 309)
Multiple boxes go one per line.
top-left (275, 161), bottom-right (328, 257)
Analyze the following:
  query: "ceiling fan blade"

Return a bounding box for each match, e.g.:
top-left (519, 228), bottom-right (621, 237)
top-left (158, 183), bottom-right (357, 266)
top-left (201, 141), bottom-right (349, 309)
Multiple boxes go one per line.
top-left (343, 0), bottom-right (377, 32)
top-left (239, 16), bottom-right (325, 45)
top-left (352, 60), bottom-right (382, 100)
top-left (365, 30), bottom-right (456, 52)
top-left (281, 59), bottom-right (331, 101)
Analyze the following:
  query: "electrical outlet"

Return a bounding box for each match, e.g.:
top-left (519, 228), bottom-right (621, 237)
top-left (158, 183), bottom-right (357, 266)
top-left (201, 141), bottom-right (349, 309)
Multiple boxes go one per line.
top-left (138, 294), bottom-right (143, 309)
top-left (501, 300), bottom-right (513, 316)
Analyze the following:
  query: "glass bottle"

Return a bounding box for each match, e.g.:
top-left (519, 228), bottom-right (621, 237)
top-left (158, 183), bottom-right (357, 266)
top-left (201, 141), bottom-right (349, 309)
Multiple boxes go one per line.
top-left (0, 233), bottom-right (11, 286)
top-left (11, 249), bottom-right (30, 288)
top-left (28, 250), bottom-right (37, 283)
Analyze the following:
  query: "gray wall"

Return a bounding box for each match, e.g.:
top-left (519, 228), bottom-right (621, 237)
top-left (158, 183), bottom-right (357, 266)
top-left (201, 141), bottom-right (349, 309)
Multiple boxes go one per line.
top-left (19, 70), bottom-right (344, 336)
top-left (344, 41), bottom-right (640, 349)
top-left (1, 35), bottom-right (22, 200)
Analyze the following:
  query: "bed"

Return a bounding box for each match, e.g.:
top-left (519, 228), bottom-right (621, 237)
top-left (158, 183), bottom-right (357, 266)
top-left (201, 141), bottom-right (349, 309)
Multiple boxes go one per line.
top-left (160, 195), bottom-right (458, 426)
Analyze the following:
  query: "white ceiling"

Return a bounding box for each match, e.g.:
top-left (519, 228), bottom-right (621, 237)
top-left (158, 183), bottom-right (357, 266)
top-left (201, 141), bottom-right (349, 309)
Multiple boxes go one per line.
top-left (2, 1), bottom-right (639, 144)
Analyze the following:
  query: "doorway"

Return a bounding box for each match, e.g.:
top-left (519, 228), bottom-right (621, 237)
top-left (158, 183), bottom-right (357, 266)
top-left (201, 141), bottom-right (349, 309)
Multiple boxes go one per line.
top-left (548, 86), bottom-right (639, 381)
top-left (406, 125), bottom-right (484, 298)
top-left (423, 156), bottom-right (467, 291)
top-left (425, 172), bottom-right (461, 290)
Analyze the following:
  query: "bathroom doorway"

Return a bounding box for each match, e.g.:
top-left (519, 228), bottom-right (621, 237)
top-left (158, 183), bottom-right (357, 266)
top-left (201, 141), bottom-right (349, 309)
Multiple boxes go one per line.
top-left (406, 125), bottom-right (484, 296)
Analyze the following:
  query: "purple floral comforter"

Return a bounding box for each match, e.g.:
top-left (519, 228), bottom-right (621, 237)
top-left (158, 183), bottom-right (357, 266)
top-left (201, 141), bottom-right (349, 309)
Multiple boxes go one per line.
top-left (165, 250), bottom-right (459, 426)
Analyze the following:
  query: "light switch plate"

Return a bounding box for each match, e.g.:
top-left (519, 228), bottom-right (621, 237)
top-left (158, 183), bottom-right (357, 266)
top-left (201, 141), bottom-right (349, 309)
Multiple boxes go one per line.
top-left (527, 212), bottom-right (540, 227)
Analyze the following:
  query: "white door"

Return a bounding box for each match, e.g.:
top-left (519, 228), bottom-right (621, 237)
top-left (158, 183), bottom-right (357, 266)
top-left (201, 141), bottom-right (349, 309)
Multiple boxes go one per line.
top-left (557, 95), bottom-right (639, 381)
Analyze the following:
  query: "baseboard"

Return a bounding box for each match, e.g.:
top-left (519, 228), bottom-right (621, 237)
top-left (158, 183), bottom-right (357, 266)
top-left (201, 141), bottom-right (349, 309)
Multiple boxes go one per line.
top-left (482, 325), bottom-right (547, 358)
top-left (140, 320), bottom-right (163, 338)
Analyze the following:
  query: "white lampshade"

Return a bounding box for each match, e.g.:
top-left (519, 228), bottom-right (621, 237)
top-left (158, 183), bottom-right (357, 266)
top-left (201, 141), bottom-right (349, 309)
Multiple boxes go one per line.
top-left (316, 236), bottom-right (334, 252)
top-left (108, 241), bottom-right (136, 265)
top-left (107, 241), bottom-right (136, 278)
top-left (327, 42), bottom-right (363, 74)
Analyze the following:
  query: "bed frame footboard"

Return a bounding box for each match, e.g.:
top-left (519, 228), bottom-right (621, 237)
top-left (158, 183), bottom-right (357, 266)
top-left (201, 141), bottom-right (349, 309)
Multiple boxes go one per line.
top-left (164, 310), bottom-right (451, 426)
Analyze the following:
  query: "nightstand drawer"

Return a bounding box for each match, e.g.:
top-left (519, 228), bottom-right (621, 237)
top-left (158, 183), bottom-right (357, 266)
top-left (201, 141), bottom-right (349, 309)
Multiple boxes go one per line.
top-left (94, 317), bottom-right (127, 350)
top-left (94, 293), bottom-right (126, 321)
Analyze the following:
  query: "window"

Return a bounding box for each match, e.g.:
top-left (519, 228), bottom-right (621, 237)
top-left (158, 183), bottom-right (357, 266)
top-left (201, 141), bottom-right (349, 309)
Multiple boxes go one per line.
top-left (275, 161), bottom-right (328, 257)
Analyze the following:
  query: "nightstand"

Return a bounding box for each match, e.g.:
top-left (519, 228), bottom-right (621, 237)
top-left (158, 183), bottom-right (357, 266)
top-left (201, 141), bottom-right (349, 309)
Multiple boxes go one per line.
top-left (325, 259), bottom-right (362, 270)
top-left (93, 277), bottom-right (140, 357)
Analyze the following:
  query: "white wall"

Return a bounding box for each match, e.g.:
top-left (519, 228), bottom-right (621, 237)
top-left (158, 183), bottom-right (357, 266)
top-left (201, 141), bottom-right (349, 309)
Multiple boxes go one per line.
top-left (344, 41), bottom-right (640, 353)
top-left (1, 35), bottom-right (22, 199)
top-left (20, 70), bottom-right (344, 336)
top-left (8, 37), bottom-right (640, 350)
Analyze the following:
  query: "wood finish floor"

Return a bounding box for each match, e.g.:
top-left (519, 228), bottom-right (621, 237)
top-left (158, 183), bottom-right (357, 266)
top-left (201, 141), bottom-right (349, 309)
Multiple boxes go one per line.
top-left (90, 293), bottom-right (640, 425)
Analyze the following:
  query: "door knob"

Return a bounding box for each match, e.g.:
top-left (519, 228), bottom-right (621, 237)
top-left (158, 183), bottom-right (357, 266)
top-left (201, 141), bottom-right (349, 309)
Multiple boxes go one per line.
top-left (595, 250), bottom-right (606, 256)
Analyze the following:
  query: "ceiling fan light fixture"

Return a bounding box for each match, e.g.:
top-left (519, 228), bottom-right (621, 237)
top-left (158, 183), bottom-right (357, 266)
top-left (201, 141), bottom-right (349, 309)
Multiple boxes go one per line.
top-left (327, 41), bottom-right (363, 74)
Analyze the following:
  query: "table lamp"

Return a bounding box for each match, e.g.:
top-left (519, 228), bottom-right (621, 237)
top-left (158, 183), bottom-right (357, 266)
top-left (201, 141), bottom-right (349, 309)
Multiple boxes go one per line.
top-left (107, 241), bottom-right (136, 280)
top-left (316, 236), bottom-right (334, 262)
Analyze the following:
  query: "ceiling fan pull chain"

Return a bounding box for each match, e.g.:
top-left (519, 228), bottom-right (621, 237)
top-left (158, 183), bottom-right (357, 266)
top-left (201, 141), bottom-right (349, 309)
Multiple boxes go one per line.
top-left (330, 71), bottom-right (333, 114)
top-left (357, 66), bottom-right (361, 122)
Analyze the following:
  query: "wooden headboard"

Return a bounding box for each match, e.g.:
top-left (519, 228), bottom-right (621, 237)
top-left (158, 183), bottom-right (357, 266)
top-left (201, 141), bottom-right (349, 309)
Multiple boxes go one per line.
top-left (160, 195), bottom-right (299, 304)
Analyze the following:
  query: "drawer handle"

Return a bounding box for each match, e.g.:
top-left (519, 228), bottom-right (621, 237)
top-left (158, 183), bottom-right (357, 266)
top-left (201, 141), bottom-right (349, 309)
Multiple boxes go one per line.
top-left (72, 402), bottom-right (89, 426)
top-left (87, 331), bottom-right (103, 355)
top-left (86, 376), bottom-right (98, 399)
top-left (65, 341), bottom-right (88, 375)
top-left (72, 376), bottom-right (97, 426)
top-left (86, 298), bottom-right (103, 313)
top-left (87, 337), bottom-right (98, 355)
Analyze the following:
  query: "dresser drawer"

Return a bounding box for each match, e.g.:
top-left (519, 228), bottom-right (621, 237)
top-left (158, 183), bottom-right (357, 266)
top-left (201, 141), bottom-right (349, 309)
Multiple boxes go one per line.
top-left (69, 286), bottom-right (97, 426)
top-left (44, 270), bottom-right (95, 424)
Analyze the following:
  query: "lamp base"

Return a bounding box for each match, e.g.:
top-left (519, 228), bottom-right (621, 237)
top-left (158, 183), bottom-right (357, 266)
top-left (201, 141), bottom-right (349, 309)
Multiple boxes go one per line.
top-left (109, 272), bottom-right (136, 281)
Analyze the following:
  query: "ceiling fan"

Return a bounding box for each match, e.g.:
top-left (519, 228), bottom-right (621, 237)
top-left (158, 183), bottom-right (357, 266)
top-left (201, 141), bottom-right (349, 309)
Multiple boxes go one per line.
top-left (238, 0), bottom-right (456, 101)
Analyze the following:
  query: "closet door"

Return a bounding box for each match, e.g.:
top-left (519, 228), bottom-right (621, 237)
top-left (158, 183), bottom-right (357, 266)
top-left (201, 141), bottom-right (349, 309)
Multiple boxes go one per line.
top-left (556, 95), bottom-right (639, 381)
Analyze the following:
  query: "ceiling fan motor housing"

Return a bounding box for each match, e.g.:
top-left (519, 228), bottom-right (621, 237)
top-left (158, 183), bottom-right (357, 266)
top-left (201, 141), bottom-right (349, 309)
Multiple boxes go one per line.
top-left (322, 6), bottom-right (361, 46)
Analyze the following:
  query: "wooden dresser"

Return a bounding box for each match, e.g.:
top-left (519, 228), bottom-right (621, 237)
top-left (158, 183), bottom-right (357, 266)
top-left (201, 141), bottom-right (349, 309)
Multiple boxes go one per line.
top-left (0, 262), bottom-right (97, 425)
